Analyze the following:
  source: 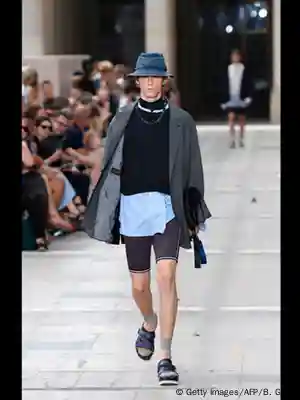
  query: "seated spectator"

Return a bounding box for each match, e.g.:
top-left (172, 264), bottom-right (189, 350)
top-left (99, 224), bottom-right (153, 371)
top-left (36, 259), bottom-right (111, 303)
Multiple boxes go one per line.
top-left (60, 105), bottom-right (92, 206)
top-left (66, 128), bottom-right (104, 191)
top-left (37, 109), bottom-right (72, 167)
top-left (52, 109), bottom-right (73, 135)
top-left (61, 104), bottom-right (90, 151)
top-left (33, 106), bottom-right (90, 207)
top-left (33, 116), bottom-right (61, 163)
top-left (22, 140), bottom-right (49, 250)
top-left (60, 109), bottom-right (74, 127)
top-left (34, 117), bottom-right (84, 222)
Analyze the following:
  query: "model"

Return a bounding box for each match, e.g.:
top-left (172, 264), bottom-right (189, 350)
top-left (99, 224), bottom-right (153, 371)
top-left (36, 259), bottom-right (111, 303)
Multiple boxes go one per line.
top-left (84, 52), bottom-right (211, 386)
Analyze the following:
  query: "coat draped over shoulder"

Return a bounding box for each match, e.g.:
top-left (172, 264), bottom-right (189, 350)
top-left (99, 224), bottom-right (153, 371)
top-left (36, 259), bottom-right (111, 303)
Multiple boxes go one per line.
top-left (83, 103), bottom-right (211, 249)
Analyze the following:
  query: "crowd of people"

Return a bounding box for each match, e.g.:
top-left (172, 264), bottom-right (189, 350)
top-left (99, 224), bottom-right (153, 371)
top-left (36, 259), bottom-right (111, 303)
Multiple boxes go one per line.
top-left (22, 57), bottom-right (180, 251)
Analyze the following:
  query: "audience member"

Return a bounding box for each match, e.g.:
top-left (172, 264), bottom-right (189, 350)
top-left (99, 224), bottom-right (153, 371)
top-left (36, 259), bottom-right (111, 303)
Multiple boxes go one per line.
top-left (22, 140), bottom-right (49, 250)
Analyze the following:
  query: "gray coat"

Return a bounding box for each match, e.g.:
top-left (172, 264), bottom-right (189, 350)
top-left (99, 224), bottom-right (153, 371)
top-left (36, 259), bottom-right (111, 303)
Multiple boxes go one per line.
top-left (83, 102), bottom-right (211, 249)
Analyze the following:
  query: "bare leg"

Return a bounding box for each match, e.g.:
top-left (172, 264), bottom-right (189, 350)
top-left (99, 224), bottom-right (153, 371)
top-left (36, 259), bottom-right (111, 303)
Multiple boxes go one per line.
top-left (41, 174), bottom-right (74, 231)
top-left (238, 114), bottom-right (246, 147)
top-left (156, 259), bottom-right (178, 360)
top-left (228, 112), bottom-right (236, 148)
top-left (131, 271), bottom-right (157, 331)
top-left (131, 271), bottom-right (158, 360)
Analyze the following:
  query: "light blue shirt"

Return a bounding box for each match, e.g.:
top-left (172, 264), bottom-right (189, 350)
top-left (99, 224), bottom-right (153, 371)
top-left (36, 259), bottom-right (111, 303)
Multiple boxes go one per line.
top-left (119, 192), bottom-right (175, 237)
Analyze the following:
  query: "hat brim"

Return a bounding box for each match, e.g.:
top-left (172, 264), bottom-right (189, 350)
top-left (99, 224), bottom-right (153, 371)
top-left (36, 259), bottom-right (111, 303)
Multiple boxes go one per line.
top-left (128, 70), bottom-right (173, 78)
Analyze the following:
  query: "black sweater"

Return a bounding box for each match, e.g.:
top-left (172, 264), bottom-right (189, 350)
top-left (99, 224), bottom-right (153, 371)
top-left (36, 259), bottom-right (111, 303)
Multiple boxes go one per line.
top-left (121, 97), bottom-right (170, 196)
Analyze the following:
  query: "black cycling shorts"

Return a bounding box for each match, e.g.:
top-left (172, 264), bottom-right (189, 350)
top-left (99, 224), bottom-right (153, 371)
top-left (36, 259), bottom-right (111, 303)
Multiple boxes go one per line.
top-left (123, 218), bottom-right (181, 273)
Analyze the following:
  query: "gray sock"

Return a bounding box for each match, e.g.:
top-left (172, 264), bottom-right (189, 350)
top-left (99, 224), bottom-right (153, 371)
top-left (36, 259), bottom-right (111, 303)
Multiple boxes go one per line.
top-left (144, 313), bottom-right (158, 330)
top-left (160, 338), bottom-right (172, 359)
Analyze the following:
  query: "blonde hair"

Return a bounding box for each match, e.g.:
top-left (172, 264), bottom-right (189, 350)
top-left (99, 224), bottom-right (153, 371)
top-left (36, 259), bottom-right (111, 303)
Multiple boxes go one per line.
top-left (98, 60), bottom-right (114, 73)
top-left (23, 68), bottom-right (38, 86)
top-left (90, 117), bottom-right (104, 137)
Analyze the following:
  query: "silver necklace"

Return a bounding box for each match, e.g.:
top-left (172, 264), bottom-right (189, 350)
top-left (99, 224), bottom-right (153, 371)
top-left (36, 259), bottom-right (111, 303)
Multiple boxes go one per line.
top-left (136, 100), bottom-right (169, 125)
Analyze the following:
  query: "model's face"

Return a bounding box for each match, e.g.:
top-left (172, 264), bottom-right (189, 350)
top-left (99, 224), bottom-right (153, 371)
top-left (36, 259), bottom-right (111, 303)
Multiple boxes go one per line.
top-left (138, 76), bottom-right (164, 101)
top-left (231, 52), bottom-right (241, 63)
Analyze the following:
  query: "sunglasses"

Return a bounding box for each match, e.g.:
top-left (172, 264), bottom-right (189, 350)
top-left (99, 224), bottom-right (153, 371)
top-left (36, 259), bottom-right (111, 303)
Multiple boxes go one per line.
top-left (22, 126), bottom-right (29, 133)
top-left (40, 124), bottom-right (52, 131)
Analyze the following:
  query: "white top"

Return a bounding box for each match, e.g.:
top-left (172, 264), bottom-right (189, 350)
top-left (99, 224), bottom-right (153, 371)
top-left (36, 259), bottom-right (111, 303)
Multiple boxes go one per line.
top-left (228, 62), bottom-right (244, 101)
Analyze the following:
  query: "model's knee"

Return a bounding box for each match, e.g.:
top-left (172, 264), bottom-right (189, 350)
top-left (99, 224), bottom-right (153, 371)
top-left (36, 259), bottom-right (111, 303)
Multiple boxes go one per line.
top-left (131, 273), bottom-right (150, 294)
top-left (156, 260), bottom-right (177, 291)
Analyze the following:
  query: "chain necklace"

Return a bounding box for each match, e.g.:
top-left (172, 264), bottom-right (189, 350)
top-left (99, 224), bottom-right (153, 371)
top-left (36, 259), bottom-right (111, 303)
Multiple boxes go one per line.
top-left (136, 99), bottom-right (169, 125)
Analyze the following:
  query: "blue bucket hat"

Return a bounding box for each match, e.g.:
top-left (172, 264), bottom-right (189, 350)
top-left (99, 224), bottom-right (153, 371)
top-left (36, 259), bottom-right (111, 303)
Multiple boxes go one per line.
top-left (128, 52), bottom-right (173, 78)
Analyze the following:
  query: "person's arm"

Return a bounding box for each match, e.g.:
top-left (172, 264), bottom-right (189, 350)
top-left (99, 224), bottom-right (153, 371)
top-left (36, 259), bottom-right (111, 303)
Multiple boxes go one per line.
top-left (44, 149), bottom-right (63, 166)
top-left (66, 148), bottom-right (95, 167)
top-left (22, 140), bottom-right (34, 167)
top-left (60, 128), bottom-right (79, 162)
top-left (27, 85), bottom-right (40, 106)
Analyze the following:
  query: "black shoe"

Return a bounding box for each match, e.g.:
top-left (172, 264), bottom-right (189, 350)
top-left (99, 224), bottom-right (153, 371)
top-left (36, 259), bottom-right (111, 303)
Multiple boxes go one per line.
top-left (239, 139), bottom-right (245, 148)
top-left (157, 358), bottom-right (179, 386)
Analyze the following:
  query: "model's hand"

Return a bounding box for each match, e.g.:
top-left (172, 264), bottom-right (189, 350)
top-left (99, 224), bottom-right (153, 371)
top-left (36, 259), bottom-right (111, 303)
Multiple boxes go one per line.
top-left (189, 226), bottom-right (200, 237)
top-left (220, 103), bottom-right (226, 110)
top-left (244, 97), bottom-right (252, 105)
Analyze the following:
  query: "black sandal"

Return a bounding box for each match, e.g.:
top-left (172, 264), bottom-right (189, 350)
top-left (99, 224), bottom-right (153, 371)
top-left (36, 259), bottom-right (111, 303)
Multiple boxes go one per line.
top-left (135, 325), bottom-right (156, 361)
top-left (157, 358), bottom-right (179, 386)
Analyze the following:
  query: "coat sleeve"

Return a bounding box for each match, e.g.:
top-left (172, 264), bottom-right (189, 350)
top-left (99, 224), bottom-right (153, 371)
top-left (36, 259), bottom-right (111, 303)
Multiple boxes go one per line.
top-left (101, 116), bottom-right (117, 170)
top-left (83, 115), bottom-right (120, 237)
top-left (187, 115), bottom-right (212, 223)
top-left (187, 115), bottom-right (204, 196)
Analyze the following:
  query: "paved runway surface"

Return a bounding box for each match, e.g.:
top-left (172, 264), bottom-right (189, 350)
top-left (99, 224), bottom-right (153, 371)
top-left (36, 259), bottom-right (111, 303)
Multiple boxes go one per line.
top-left (22, 125), bottom-right (281, 399)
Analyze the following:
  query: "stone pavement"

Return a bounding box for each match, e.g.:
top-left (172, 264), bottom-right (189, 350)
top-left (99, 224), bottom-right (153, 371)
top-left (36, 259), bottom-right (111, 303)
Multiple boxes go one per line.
top-left (22, 125), bottom-right (281, 400)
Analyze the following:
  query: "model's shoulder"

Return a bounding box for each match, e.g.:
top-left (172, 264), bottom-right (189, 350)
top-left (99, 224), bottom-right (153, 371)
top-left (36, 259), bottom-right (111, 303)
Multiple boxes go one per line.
top-left (170, 105), bottom-right (195, 125)
top-left (108, 103), bottom-right (135, 129)
top-left (116, 102), bottom-right (136, 117)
